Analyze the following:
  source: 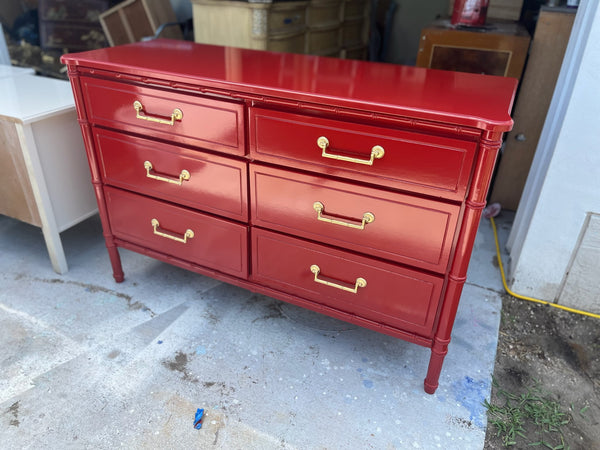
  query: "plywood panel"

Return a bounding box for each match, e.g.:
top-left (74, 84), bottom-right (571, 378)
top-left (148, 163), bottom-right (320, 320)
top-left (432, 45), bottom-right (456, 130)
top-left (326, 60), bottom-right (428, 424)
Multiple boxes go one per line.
top-left (0, 121), bottom-right (41, 226)
top-left (490, 9), bottom-right (575, 210)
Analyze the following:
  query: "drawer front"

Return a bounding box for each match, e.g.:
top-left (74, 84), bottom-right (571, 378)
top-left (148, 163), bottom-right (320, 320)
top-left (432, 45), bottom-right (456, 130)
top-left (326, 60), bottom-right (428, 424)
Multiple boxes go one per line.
top-left (249, 108), bottom-right (477, 200)
top-left (306, 25), bottom-right (341, 53)
top-left (307, 2), bottom-right (342, 27)
top-left (268, 4), bottom-right (307, 34)
top-left (266, 32), bottom-right (307, 54)
top-left (341, 18), bottom-right (366, 46)
top-left (343, 0), bottom-right (368, 20)
top-left (252, 228), bottom-right (443, 336)
top-left (95, 129), bottom-right (248, 222)
top-left (105, 187), bottom-right (248, 278)
top-left (342, 45), bottom-right (367, 60)
top-left (81, 77), bottom-right (245, 155)
top-left (250, 165), bottom-right (459, 273)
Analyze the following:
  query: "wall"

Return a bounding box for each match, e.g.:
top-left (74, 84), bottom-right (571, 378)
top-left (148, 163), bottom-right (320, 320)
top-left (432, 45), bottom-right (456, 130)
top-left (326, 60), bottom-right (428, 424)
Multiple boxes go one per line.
top-left (170, 0), bottom-right (193, 23)
top-left (507, 0), bottom-right (600, 313)
top-left (385, 0), bottom-right (448, 64)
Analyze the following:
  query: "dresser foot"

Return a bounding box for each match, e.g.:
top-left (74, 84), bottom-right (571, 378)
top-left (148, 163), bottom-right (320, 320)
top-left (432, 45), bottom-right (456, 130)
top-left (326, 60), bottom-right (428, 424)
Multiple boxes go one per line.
top-left (424, 338), bottom-right (450, 394)
top-left (106, 244), bottom-right (124, 283)
top-left (113, 272), bottom-right (125, 283)
top-left (424, 379), bottom-right (438, 395)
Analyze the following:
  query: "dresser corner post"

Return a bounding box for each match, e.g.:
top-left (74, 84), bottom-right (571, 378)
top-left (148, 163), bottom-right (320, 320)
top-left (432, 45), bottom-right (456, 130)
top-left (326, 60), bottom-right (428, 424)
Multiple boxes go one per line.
top-left (424, 335), bottom-right (451, 394)
top-left (424, 130), bottom-right (505, 394)
top-left (65, 66), bottom-right (125, 283)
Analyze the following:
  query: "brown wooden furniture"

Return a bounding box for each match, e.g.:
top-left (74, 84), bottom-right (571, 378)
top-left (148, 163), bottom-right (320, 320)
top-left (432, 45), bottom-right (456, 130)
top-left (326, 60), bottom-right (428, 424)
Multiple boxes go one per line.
top-left (340, 0), bottom-right (369, 58)
top-left (490, 7), bottom-right (576, 210)
top-left (38, 0), bottom-right (109, 51)
top-left (191, 0), bottom-right (369, 58)
top-left (192, 0), bottom-right (309, 54)
top-left (416, 19), bottom-right (530, 79)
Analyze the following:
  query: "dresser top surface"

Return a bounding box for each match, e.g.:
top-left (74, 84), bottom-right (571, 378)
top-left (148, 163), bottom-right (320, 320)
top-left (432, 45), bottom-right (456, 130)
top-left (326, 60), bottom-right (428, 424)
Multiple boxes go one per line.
top-left (62, 39), bottom-right (517, 132)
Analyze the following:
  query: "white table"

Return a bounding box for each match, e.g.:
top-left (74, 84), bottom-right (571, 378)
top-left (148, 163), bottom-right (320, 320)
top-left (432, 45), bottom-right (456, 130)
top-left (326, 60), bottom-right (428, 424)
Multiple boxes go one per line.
top-left (0, 64), bottom-right (35, 78)
top-left (0, 65), bottom-right (35, 78)
top-left (0, 74), bottom-right (97, 274)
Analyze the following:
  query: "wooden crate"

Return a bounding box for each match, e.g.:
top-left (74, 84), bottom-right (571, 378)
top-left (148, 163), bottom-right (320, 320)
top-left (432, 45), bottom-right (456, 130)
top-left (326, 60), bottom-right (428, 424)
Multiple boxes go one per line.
top-left (99, 0), bottom-right (182, 46)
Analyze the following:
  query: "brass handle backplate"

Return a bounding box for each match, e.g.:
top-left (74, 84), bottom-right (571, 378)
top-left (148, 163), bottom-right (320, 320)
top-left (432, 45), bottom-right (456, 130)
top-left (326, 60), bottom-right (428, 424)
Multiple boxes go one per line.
top-left (151, 218), bottom-right (194, 244)
top-left (310, 264), bottom-right (366, 294)
top-left (144, 161), bottom-right (190, 185)
top-left (133, 100), bottom-right (183, 126)
top-left (313, 201), bottom-right (374, 230)
top-left (317, 136), bottom-right (384, 166)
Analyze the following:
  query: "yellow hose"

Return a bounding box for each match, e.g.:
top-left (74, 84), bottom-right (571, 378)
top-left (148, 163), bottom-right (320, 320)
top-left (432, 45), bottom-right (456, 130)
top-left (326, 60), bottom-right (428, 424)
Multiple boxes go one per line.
top-left (489, 216), bottom-right (600, 320)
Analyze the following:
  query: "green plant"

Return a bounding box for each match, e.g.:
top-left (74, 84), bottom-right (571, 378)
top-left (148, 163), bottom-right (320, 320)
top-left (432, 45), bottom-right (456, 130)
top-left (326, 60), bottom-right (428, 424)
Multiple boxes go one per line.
top-left (484, 380), bottom-right (571, 448)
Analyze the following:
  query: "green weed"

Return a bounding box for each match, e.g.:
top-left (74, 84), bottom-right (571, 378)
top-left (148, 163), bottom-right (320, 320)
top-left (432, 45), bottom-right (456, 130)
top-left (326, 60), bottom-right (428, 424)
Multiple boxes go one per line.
top-left (484, 380), bottom-right (571, 448)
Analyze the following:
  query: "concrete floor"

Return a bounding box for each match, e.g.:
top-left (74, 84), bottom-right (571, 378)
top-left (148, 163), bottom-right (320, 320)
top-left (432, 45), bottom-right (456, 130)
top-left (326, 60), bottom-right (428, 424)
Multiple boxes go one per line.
top-left (0, 212), bottom-right (513, 449)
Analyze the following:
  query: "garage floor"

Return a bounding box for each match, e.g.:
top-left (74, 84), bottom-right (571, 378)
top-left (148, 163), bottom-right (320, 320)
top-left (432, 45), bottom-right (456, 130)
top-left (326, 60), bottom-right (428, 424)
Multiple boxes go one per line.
top-left (0, 212), bottom-right (512, 449)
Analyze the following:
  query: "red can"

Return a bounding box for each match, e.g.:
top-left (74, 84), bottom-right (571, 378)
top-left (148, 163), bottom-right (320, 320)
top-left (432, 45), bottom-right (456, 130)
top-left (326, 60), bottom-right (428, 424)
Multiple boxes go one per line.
top-left (451, 0), bottom-right (489, 26)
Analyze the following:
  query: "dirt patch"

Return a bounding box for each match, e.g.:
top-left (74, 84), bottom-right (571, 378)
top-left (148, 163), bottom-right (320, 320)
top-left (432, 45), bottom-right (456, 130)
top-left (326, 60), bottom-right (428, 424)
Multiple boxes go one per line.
top-left (7, 401), bottom-right (20, 427)
top-left (484, 295), bottom-right (600, 449)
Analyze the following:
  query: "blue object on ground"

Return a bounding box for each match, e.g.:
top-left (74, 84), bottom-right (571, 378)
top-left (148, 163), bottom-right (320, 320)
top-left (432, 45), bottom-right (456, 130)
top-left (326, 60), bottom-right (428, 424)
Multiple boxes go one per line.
top-left (194, 408), bottom-right (204, 429)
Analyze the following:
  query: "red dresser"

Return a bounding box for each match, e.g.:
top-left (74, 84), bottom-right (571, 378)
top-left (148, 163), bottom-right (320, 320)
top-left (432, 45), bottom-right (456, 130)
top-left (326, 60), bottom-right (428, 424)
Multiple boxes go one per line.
top-left (62, 40), bottom-right (516, 394)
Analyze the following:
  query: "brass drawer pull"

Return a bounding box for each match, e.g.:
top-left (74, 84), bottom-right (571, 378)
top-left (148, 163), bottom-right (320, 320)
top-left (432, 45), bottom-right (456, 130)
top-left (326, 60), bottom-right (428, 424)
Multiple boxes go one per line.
top-left (313, 201), bottom-right (374, 230)
top-left (317, 136), bottom-right (384, 166)
top-left (310, 265), bottom-right (367, 294)
top-left (144, 161), bottom-right (190, 185)
top-left (151, 218), bottom-right (194, 243)
top-left (133, 100), bottom-right (183, 126)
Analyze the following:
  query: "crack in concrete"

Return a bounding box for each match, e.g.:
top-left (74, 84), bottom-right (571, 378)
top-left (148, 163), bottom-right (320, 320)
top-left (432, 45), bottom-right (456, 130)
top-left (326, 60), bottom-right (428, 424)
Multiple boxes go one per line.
top-left (465, 281), bottom-right (504, 295)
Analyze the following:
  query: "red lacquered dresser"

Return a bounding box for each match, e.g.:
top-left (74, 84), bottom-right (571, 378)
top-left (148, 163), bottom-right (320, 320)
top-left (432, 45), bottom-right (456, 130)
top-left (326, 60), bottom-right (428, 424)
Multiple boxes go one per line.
top-left (61, 40), bottom-right (517, 394)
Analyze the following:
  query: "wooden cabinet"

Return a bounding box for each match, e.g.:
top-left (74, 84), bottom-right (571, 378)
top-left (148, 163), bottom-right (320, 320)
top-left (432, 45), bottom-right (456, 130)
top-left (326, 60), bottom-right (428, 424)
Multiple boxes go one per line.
top-left (62, 40), bottom-right (516, 393)
top-left (416, 19), bottom-right (530, 79)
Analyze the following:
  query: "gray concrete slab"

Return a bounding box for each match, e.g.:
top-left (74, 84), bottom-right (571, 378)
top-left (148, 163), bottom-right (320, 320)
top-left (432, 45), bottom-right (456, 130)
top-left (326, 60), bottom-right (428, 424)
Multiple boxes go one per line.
top-left (0, 213), bottom-right (512, 449)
